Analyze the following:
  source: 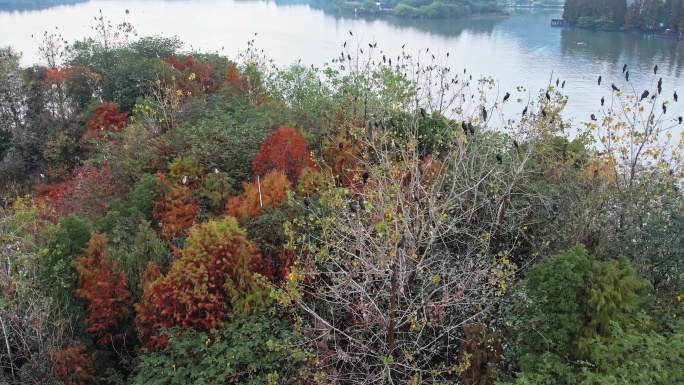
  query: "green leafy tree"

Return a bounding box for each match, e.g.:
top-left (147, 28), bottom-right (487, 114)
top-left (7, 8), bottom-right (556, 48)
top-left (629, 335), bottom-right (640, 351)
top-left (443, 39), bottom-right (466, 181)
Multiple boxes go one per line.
top-left (42, 214), bottom-right (94, 309)
top-left (131, 309), bottom-right (308, 385)
top-left (501, 246), bottom-right (655, 384)
top-left (581, 317), bottom-right (684, 384)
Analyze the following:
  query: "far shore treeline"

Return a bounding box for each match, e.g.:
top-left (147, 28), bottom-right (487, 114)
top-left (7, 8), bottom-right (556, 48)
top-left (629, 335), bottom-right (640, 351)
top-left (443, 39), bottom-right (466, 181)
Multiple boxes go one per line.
top-left (1, 13), bottom-right (683, 385)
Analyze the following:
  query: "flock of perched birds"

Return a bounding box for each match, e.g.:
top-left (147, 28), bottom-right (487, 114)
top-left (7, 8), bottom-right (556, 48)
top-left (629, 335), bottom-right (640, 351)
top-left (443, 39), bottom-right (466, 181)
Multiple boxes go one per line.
top-left (598, 64), bottom-right (680, 124)
top-left (331, 39), bottom-right (681, 214)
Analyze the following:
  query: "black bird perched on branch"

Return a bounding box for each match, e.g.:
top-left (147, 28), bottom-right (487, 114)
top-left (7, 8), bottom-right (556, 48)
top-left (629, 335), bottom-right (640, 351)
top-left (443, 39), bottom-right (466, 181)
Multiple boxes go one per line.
top-left (546, 91), bottom-right (551, 101)
top-left (503, 92), bottom-right (510, 102)
top-left (562, 142), bottom-right (568, 158)
top-left (625, 71), bottom-right (629, 82)
top-left (562, 80), bottom-right (566, 88)
top-left (611, 84), bottom-right (620, 92)
top-left (349, 200), bottom-right (358, 213)
top-left (347, 54), bottom-right (351, 61)
top-left (679, 116), bottom-right (682, 124)
top-left (482, 106), bottom-right (487, 121)
top-left (304, 197), bottom-right (310, 207)
top-left (468, 122), bottom-right (475, 135)
top-left (598, 76), bottom-right (602, 86)
top-left (349, 30), bottom-right (353, 36)
top-left (397, 235), bottom-right (406, 249)
top-left (601, 96), bottom-right (605, 106)
top-left (383, 55), bottom-right (386, 63)
top-left (590, 114), bottom-right (597, 121)
top-left (640, 90), bottom-right (649, 101)
top-left (513, 140), bottom-right (519, 152)
top-left (522, 106), bottom-right (528, 116)
top-left (362, 171), bottom-right (369, 184)
top-left (674, 91), bottom-right (678, 102)
top-left (654, 64), bottom-right (658, 74)
top-left (462, 121), bottom-right (468, 135)
top-left (651, 93), bottom-right (657, 100)
top-left (420, 107), bottom-right (427, 118)
top-left (663, 103), bottom-right (667, 114)
top-left (358, 197), bottom-right (366, 211)
top-left (556, 78), bottom-right (559, 87)
top-left (623, 64), bottom-right (627, 73)
top-left (339, 142), bottom-right (343, 150)
top-left (496, 154), bottom-right (503, 164)
top-left (541, 108), bottom-right (547, 117)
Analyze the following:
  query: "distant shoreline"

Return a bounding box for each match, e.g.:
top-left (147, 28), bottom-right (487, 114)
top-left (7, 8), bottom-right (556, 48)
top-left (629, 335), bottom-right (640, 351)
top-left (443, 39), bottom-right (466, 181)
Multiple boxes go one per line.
top-left (0, 0), bottom-right (87, 12)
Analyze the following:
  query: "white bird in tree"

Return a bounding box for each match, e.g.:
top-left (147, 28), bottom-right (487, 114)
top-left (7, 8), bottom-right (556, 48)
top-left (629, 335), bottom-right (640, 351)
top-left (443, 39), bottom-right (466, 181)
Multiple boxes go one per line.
top-left (214, 168), bottom-right (219, 174)
top-left (182, 175), bottom-right (188, 185)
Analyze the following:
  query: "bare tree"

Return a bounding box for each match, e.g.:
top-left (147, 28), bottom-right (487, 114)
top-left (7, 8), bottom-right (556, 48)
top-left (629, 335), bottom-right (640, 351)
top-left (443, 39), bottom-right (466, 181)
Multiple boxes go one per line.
top-left (279, 47), bottom-right (561, 383)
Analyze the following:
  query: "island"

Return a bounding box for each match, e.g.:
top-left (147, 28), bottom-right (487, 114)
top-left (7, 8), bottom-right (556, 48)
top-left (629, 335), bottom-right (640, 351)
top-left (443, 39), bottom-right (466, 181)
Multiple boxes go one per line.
top-left (311, 0), bottom-right (503, 19)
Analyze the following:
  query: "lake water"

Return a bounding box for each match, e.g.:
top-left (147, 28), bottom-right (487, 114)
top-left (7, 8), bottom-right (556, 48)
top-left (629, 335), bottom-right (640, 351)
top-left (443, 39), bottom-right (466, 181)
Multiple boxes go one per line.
top-left (2, 0), bottom-right (684, 123)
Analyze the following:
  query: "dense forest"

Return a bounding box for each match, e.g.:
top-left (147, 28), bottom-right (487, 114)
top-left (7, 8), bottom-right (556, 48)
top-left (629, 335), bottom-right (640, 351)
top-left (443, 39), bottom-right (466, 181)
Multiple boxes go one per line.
top-left (1, 14), bottom-right (684, 385)
top-left (563, 0), bottom-right (684, 31)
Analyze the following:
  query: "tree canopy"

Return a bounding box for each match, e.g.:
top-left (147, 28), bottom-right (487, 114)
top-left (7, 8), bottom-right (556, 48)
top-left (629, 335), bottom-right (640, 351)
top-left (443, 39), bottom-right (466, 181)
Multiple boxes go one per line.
top-left (0, 16), bottom-right (683, 385)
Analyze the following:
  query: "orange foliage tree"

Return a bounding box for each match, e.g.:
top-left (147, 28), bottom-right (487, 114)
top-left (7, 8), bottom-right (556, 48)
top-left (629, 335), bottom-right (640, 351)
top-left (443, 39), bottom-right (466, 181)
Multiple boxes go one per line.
top-left (459, 323), bottom-right (502, 385)
top-left (134, 217), bottom-right (270, 351)
top-left (225, 170), bottom-right (291, 219)
top-left (252, 126), bottom-right (315, 184)
top-left (49, 343), bottom-right (94, 385)
top-left (225, 63), bottom-right (247, 93)
top-left (73, 234), bottom-right (131, 346)
top-left (321, 117), bottom-right (365, 188)
top-left (152, 173), bottom-right (200, 241)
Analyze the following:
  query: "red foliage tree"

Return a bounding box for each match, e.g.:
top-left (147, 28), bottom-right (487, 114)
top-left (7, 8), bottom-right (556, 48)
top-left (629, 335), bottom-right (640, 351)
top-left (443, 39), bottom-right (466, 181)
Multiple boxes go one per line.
top-left (152, 173), bottom-right (200, 241)
top-left (225, 170), bottom-right (291, 219)
top-left (38, 161), bottom-right (120, 221)
top-left (134, 217), bottom-right (270, 351)
top-left (85, 102), bottom-right (127, 141)
top-left (73, 234), bottom-right (131, 346)
top-left (252, 126), bottom-right (315, 184)
top-left (165, 55), bottom-right (219, 96)
top-left (49, 344), bottom-right (94, 385)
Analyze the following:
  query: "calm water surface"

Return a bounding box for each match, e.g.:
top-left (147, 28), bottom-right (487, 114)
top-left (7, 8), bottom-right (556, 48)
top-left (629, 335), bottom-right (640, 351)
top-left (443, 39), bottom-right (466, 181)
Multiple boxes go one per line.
top-left (2, 1), bottom-right (684, 122)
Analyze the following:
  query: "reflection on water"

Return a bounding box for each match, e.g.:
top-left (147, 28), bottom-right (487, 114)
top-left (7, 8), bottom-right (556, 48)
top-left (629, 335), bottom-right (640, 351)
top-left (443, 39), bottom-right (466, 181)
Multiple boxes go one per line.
top-left (1, 3), bottom-right (683, 120)
top-left (389, 15), bottom-right (502, 38)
